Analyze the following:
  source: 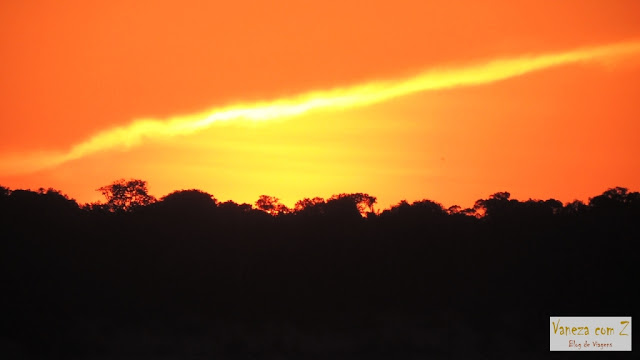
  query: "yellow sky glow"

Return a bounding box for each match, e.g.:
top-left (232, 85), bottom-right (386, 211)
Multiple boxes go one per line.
top-left (2, 39), bottom-right (639, 176)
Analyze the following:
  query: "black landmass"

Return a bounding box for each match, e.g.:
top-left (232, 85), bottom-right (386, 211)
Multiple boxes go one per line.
top-left (1, 181), bottom-right (637, 359)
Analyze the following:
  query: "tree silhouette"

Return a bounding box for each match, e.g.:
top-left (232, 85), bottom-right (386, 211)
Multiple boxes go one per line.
top-left (97, 179), bottom-right (156, 212)
top-left (255, 195), bottom-right (289, 215)
top-left (294, 197), bottom-right (325, 212)
top-left (473, 191), bottom-right (513, 219)
top-left (328, 193), bottom-right (377, 215)
top-left (589, 186), bottom-right (639, 209)
top-left (2, 181), bottom-right (639, 358)
top-left (563, 199), bottom-right (587, 215)
top-left (161, 189), bottom-right (217, 208)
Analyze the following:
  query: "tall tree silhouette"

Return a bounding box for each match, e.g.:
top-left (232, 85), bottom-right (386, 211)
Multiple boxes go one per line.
top-left (97, 179), bottom-right (156, 212)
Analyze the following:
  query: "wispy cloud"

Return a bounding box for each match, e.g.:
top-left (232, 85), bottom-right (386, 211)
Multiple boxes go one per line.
top-left (2, 40), bottom-right (640, 175)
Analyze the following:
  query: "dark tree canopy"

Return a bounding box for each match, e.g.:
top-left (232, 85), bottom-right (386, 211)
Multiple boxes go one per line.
top-left (1, 182), bottom-right (639, 358)
top-left (255, 195), bottom-right (289, 215)
top-left (589, 186), bottom-right (640, 209)
top-left (328, 192), bottom-right (377, 215)
top-left (218, 200), bottom-right (253, 213)
top-left (97, 179), bottom-right (156, 212)
top-left (294, 197), bottom-right (325, 212)
top-left (161, 189), bottom-right (217, 208)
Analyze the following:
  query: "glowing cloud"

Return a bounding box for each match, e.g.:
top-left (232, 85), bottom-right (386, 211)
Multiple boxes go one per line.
top-left (3, 40), bottom-right (640, 175)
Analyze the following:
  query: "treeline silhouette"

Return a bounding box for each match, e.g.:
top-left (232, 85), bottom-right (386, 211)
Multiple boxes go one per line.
top-left (1, 180), bottom-right (638, 359)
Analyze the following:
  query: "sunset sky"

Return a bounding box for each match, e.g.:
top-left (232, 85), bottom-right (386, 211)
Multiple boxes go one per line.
top-left (1, 0), bottom-right (640, 210)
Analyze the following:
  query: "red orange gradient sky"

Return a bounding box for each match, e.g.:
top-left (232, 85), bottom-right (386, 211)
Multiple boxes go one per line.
top-left (1, 0), bottom-right (640, 210)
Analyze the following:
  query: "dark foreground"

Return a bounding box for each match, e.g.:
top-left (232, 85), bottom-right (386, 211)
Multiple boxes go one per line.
top-left (1, 186), bottom-right (638, 359)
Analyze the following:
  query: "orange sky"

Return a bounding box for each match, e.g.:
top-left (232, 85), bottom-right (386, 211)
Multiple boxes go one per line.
top-left (1, 0), bottom-right (640, 210)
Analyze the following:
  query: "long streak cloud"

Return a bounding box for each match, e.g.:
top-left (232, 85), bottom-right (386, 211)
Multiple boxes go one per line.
top-left (3, 40), bottom-right (640, 175)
